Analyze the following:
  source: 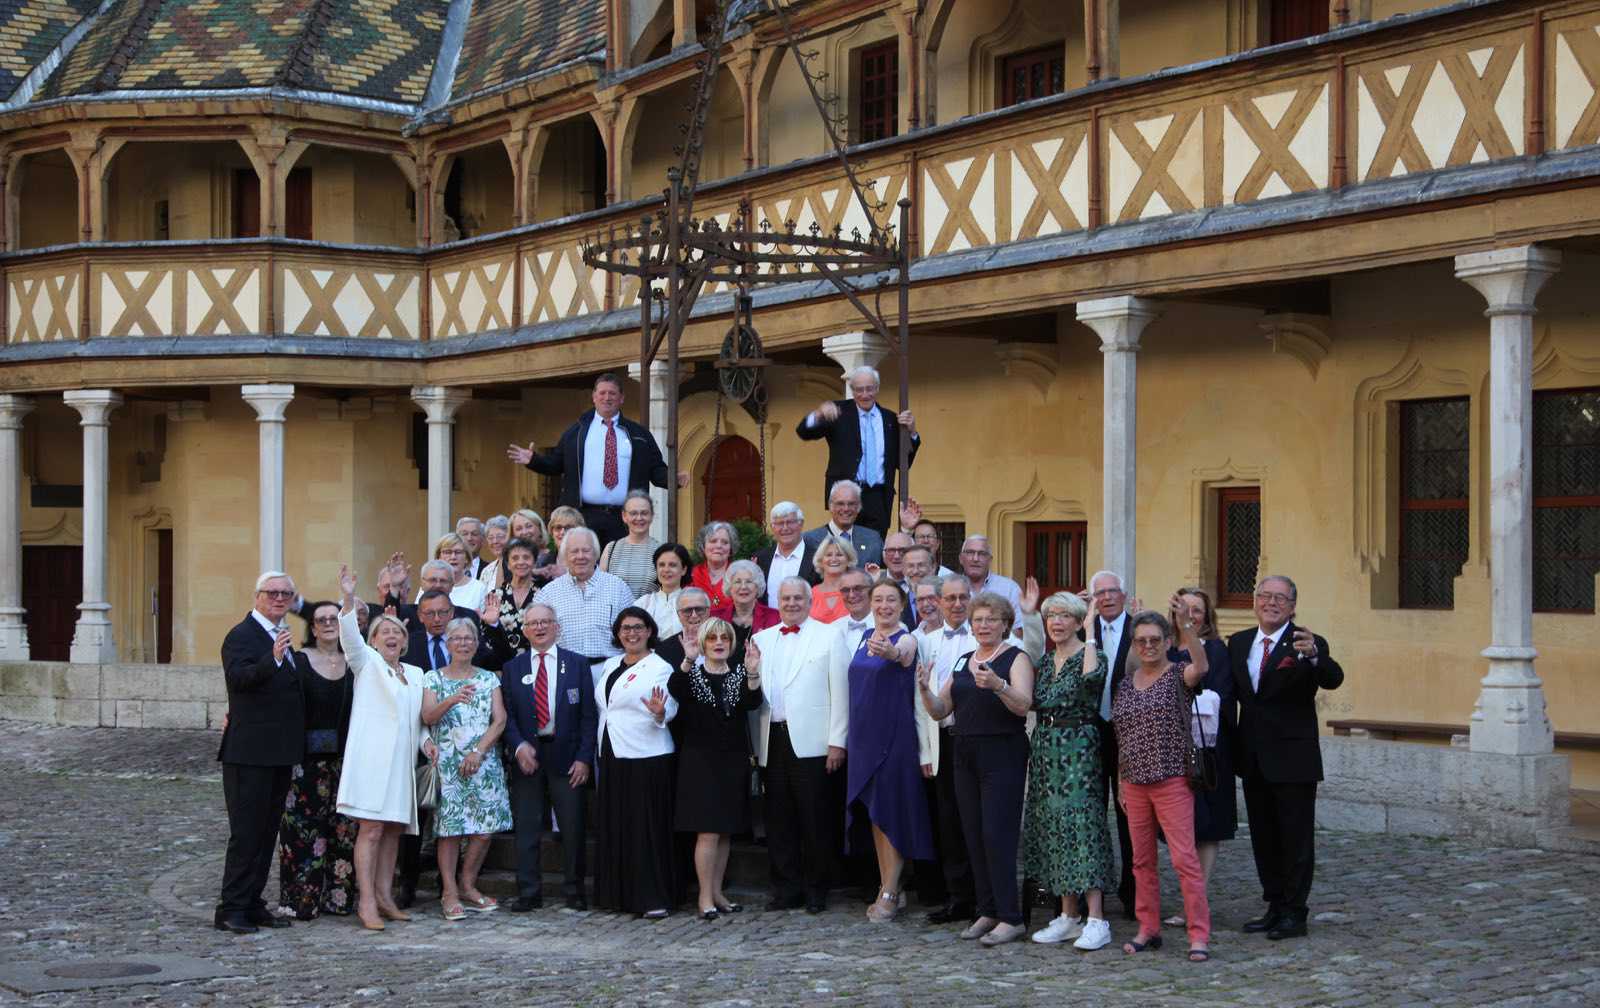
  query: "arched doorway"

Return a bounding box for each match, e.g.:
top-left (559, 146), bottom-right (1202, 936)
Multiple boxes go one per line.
top-left (703, 435), bottom-right (761, 524)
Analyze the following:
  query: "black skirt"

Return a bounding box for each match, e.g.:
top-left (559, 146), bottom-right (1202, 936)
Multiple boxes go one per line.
top-left (593, 737), bottom-right (677, 914)
top-left (674, 746), bottom-right (751, 835)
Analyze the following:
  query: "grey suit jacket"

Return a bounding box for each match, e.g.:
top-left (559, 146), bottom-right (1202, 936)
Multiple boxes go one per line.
top-left (801, 523), bottom-right (884, 569)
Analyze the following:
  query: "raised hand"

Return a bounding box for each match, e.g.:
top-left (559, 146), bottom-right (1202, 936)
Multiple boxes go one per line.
top-left (743, 639), bottom-right (761, 674)
top-left (642, 685), bottom-right (669, 722)
top-left (1292, 628), bottom-right (1317, 656)
top-left (916, 660), bottom-right (931, 692)
top-left (897, 409), bottom-right (917, 436)
top-left (899, 497), bottom-right (922, 531)
top-left (1020, 576), bottom-right (1041, 616)
top-left (817, 400), bottom-right (841, 421)
top-left (506, 442), bottom-right (536, 465)
top-left (272, 625), bottom-right (293, 664)
top-left (478, 590), bottom-right (500, 627)
top-left (339, 564), bottom-right (358, 602)
top-left (1126, 595), bottom-right (1146, 615)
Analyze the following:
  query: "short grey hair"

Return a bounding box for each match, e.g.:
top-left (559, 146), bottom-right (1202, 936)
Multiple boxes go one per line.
top-left (1088, 569), bottom-right (1125, 593)
top-left (769, 500), bottom-right (804, 525)
top-left (777, 576), bottom-right (814, 605)
top-left (828, 479), bottom-right (862, 504)
top-left (1041, 591), bottom-right (1089, 623)
top-left (559, 527), bottom-right (601, 563)
top-left (255, 570), bottom-right (294, 592)
top-left (725, 558), bottom-right (766, 598)
top-left (848, 365), bottom-right (880, 387)
top-left (677, 586), bottom-right (711, 610)
top-left (1256, 574), bottom-right (1298, 601)
top-left (419, 559), bottom-right (453, 580)
top-left (443, 616), bottom-right (479, 649)
top-left (697, 520), bottom-right (740, 556)
top-left (938, 573), bottom-right (973, 596)
top-left (624, 489), bottom-right (655, 512)
top-left (455, 516), bottom-right (482, 532)
top-left (485, 514), bottom-right (510, 532)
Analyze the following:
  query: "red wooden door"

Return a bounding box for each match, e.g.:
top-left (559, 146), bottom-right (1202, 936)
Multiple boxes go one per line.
top-left (23, 545), bottom-right (82, 662)
top-left (1024, 521), bottom-right (1087, 597)
top-left (703, 436), bottom-right (762, 523)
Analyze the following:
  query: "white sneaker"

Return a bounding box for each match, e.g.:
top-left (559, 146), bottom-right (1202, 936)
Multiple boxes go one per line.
top-left (1073, 917), bottom-right (1112, 950)
top-left (1031, 913), bottom-right (1085, 943)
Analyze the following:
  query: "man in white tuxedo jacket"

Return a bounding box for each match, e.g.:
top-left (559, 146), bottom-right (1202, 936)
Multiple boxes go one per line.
top-left (752, 576), bottom-right (848, 913)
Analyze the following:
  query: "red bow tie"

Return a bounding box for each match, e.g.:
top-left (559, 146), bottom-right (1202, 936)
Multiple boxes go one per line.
top-left (780, 624), bottom-right (801, 635)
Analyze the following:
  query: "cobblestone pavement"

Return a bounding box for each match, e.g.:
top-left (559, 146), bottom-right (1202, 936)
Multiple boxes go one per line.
top-left (3, 721), bottom-right (1599, 1007)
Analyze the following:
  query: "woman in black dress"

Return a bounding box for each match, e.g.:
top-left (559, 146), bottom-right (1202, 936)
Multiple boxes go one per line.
top-left (594, 607), bottom-right (679, 918)
top-left (1172, 589), bottom-right (1235, 883)
top-left (668, 618), bottom-right (763, 920)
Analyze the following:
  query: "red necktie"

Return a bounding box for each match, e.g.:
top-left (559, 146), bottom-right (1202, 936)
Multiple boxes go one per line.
top-left (533, 652), bottom-right (550, 732)
top-left (602, 418), bottom-right (619, 489)
top-left (1257, 637), bottom-right (1273, 690)
top-left (780, 624), bottom-right (801, 635)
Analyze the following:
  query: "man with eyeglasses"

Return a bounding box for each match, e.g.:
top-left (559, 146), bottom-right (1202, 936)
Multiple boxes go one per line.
top-left (802, 479), bottom-right (885, 569)
top-left (1228, 575), bottom-right (1344, 941)
top-left (958, 535), bottom-right (1021, 631)
top-left (501, 604), bottom-right (597, 911)
top-left (753, 501), bottom-right (821, 607)
top-left (215, 571), bottom-right (307, 934)
top-left (657, 587), bottom-right (745, 673)
top-left (1086, 569), bottom-right (1140, 920)
top-left (911, 520), bottom-right (956, 577)
top-left (533, 528), bottom-right (636, 677)
top-left (796, 364), bottom-right (921, 538)
top-left (911, 573), bottom-right (978, 925)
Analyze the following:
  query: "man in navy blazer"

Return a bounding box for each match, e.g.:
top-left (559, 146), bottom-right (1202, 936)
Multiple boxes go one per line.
top-left (795, 365), bottom-right (920, 537)
top-left (1228, 575), bottom-right (1344, 941)
top-left (501, 603), bottom-right (598, 911)
top-left (215, 571), bottom-right (305, 934)
top-left (800, 479), bottom-right (886, 569)
top-left (507, 372), bottom-right (687, 549)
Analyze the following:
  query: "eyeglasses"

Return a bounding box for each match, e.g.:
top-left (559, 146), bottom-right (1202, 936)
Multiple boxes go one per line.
top-left (551, 524), bottom-right (575, 534)
top-left (960, 548), bottom-right (990, 558)
top-left (1132, 636), bottom-right (1165, 649)
top-left (446, 635), bottom-right (476, 645)
top-left (1255, 592), bottom-right (1294, 605)
top-left (312, 616), bottom-right (339, 626)
top-left (849, 384), bottom-right (879, 394)
top-left (258, 589), bottom-right (293, 600)
top-left (840, 586), bottom-right (869, 596)
top-left (771, 518), bottom-right (801, 529)
top-left (831, 500), bottom-right (860, 510)
top-left (678, 605), bottom-right (709, 616)
top-left (1042, 611), bottom-right (1076, 621)
top-left (882, 547), bottom-right (906, 555)
top-left (618, 624), bottom-right (649, 635)
top-left (940, 593), bottom-right (970, 604)
top-left (523, 618), bottom-right (553, 628)
top-left (1091, 588), bottom-right (1124, 599)
top-left (971, 615), bottom-right (1005, 625)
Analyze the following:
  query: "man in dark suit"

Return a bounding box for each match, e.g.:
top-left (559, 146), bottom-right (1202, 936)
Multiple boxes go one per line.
top-left (800, 480), bottom-right (885, 569)
top-left (398, 589), bottom-right (512, 672)
top-left (795, 365), bottom-right (920, 538)
top-left (507, 372), bottom-right (687, 549)
top-left (1087, 569), bottom-right (1138, 920)
top-left (1229, 575), bottom-right (1344, 941)
top-left (502, 603), bottom-right (597, 911)
top-left (752, 501), bottom-right (821, 607)
top-left (215, 571), bottom-right (306, 934)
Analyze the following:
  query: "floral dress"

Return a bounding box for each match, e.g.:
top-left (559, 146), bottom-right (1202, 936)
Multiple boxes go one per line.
top-left (423, 667), bottom-right (513, 837)
top-left (277, 659), bottom-right (356, 918)
top-left (1021, 648), bottom-right (1115, 896)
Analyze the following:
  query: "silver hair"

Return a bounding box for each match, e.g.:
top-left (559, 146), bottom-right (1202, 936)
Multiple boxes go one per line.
top-left (848, 365), bottom-right (880, 387)
top-left (697, 520), bottom-right (740, 556)
top-left (677, 586), bottom-right (711, 608)
top-left (1088, 569), bottom-right (1125, 593)
top-left (778, 576), bottom-right (814, 605)
top-left (624, 489), bottom-right (655, 511)
top-left (725, 558), bottom-right (767, 598)
top-left (485, 514), bottom-right (510, 532)
top-left (1255, 574), bottom-right (1298, 600)
top-left (255, 570), bottom-right (294, 592)
top-left (769, 500), bottom-right (804, 524)
top-left (559, 527), bottom-right (601, 563)
top-left (443, 616), bottom-right (479, 649)
top-left (419, 559), bottom-right (453, 579)
top-left (1041, 591), bottom-right (1089, 622)
top-left (938, 573), bottom-right (973, 595)
top-left (828, 479), bottom-right (862, 504)
top-left (455, 516), bottom-right (482, 531)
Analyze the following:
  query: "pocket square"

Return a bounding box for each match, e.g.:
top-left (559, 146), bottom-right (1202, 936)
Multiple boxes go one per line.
top-left (1274, 655), bottom-right (1300, 671)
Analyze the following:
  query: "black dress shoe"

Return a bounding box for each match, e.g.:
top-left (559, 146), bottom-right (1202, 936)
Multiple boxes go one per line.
top-left (1267, 917), bottom-right (1308, 941)
top-left (805, 900), bottom-right (827, 915)
top-left (393, 885), bottom-right (416, 910)
top-left (566, 896), bottom-right (588, 911)
top-left (214, 914), bottom-right (259, 935)
top-left (247, 912), bottom-right (292, 929)
top-left (766, 894), bottom-right (804, 911)
top-left (508, 897), bottom-right (543, 913)
top-left (925, 903), bottom-right (975, 925)
top-left (1243, 909), bottom-right (1284, 933)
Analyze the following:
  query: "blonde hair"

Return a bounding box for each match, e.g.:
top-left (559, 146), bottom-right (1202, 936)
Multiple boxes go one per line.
top-left (433, 532), bottom-right (467, 559)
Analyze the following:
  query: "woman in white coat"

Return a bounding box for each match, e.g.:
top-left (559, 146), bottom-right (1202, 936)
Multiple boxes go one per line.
top-left (334, 564), bottom-right (436, 932)
top-left (593, 606), bottom-right (679, 918)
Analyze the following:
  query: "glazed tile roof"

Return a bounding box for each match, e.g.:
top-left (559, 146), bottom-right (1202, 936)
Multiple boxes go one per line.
top-left (286, 0), bottom-right (447, 103)
top-left (452, 0), bottom-right (603, 101)
top-left (0, 0), bottom-right (95, 100)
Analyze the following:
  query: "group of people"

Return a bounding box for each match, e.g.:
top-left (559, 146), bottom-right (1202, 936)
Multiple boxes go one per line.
top-left (214, 369), bottom-right (1345, 963)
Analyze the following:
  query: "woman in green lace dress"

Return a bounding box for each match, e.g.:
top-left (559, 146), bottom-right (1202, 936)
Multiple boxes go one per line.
top-left (1022, 591), bottom-right (1115, 951)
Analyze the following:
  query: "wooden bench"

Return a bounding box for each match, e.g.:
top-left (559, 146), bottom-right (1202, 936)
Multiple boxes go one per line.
top-left (1327, 719), bottom-right (1600, 751)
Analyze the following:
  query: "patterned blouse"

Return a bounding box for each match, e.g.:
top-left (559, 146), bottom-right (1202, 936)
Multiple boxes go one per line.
top-left (493, 582), bottom-right (539, 654)
top-left (1110, 661), bottom-right (1193, 785)
top-left (605, 537), bottom-right (660, 599)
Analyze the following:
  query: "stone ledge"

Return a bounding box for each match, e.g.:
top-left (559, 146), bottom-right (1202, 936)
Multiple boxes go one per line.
top-left (1320, 737), bottom-right (1571, 847)
top-left (0, 661), bottom-right (220, 730)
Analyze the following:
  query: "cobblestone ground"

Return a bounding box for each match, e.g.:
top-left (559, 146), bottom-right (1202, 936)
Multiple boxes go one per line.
top-left (2, 720), bottom-right (1598, 1007)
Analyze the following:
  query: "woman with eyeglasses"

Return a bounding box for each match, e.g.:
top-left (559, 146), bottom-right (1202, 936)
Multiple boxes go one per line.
top-left (594, 607), bottom-right (679, 918)
top-left (1022, 592), bottom-right (1115, 950)
top-left (432, 532), bottom-right (489, 611)
top-left (276, 600), bottom-right (356, 920)
top-left (638, 543), bottom-right (691, 639)
top-left (476, 515), bottom-right (511, 589)
top-left (668, 617), bottom-right (763, 919)
top-left (917, 592), bottom-right (1034, 945)
top-left (690, 521), bottom-right (739, 609)
top-left (1111, 604), bottom-right (1211, 961)
top-left (489, 537), bottom-right (542, 655)
top-left (600, 491), bottom-right (662, 599)
top-left (711, 559), bottom-right (780, 634)
top-left (420, 617), bottom-right (511, 921)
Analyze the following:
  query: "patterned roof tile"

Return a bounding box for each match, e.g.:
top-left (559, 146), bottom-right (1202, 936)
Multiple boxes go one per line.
top-left (452, 0), bottom-right (603, 102)
top-left (0, 0), bottom-right (96, 100)
top-left (295, 0), bottom-right (447, 104)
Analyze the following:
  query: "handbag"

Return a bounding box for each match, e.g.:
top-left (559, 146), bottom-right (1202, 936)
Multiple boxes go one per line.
top-left (1178, 679), bottom-right (1219, 792)
top-left (1171, 671), bottom-right (1210, 791)
top-left (415, 726), bottom-right (440, 811)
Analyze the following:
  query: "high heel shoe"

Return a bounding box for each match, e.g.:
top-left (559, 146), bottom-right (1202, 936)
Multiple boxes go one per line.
top-left (699, 907), bottom-right (720, 921)
top-left (866, 891), bottom-right (901, 922)
top-left (359, 913), bottom-right (386, 932)
top-left (377, 904), bottom-right (411, 922)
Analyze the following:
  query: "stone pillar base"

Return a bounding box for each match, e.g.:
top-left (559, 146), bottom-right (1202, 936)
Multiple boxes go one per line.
top-left (1319, 737), bottom-right (1569, 847)
top-left (69, 605), bottom-right (117, 664)
top-left (0, 610), bottom-right (29, 661)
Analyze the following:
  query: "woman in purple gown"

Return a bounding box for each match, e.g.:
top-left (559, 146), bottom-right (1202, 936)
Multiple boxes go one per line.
top-left (847, 577), bottom-right (934, 922)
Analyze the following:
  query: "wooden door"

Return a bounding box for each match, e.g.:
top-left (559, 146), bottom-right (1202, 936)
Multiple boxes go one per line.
top-left (155, 528), bottom-right (173, 663)
top-left (22, 545), bottom-right (81, 661)
top-left (1024, 521), bottom-right (1087, 597)
top-left (703, 436), bottom-right (762, 523)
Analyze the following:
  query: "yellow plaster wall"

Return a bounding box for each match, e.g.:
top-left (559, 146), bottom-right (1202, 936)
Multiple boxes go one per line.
top-left (534, 118), bottom-right (605, 223)
top-left (931, 0), bottom-right (1081, 124)
top-left (104, 141), bottom-right (252, 241)
top-left (349, 152), bottom-right (417, 247)
top-left (15, 150), bottom-right (78, 249)
top-left (1120, 0), bottom-right (1231, 79)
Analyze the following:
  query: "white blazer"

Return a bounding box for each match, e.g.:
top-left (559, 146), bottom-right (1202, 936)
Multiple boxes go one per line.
top-left (334, 609), bottom-right (427, 833)
top-left (752, 619), bottom-right (848, 765)
top-left (596, 652), bottom-right (677, 759)
top-left (913, 611), bottom-right (1043, 773)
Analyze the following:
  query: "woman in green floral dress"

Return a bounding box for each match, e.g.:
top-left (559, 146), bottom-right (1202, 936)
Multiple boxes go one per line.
top-left (1022, 591), bottom-right (1115, 951)
top-left (421, 618), bottom-right (512, 921)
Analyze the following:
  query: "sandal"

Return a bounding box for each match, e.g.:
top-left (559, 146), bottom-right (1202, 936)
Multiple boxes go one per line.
top-left (1123, 934), bottom-right (1163, 953)
top-left (866, 891), bottom-right (900, 922)
top-left (462, 893), bottom-right (498, 913)
top-left (441, 900), bottom-right (467, 921)
top-left (1188, 947), bottom-right (1211, 963)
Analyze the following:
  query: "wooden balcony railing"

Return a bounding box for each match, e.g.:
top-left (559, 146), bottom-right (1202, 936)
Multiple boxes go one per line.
top-left (3, 0), bottom-right (1597, 349)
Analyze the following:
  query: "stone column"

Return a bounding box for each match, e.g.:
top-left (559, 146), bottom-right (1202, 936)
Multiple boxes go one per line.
top-left (627, 361), bottom-right (671, 543)
top-left (63, 390), bottom-right (121, 663)
top-left (241, 385), bottom-right (295, 574)
top-left (1077, 296), bottom-right (1160, 595)
top-left (411, 387), bottom-right (471, 543)
top-left (1455, 246), bottom-right (1561, 756)
top-left (821, 331), bottom-right (892, 395)
top-left (0, 395), bottom-right (34, 659)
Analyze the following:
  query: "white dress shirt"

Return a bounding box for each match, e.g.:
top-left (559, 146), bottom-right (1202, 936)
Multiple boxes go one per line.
top-left (524, 645), bottom-right (560, 738)
top-left (1249, 625), bottom-right (1282, 693)
top-left (927, 621), bottom-right (974, 728)
top-left (764, 623), bottom-right (802, 722)
top-left (766, 544), bottom-right (805, 607)
top-left (578, 413), bottom-right (632, 507)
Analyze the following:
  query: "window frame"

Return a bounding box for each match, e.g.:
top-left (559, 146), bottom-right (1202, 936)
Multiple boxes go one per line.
top-left (855, 39), bottom-right (899, 144)
top-left (1397, 396), bottom-right (1471, 611)
top-left (1532, 386), bottom-right (1600, 614)
top-left (1216, 486), bottom-right (1261, 609)
top-left (999, 42), bottom-right (1066, 107)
